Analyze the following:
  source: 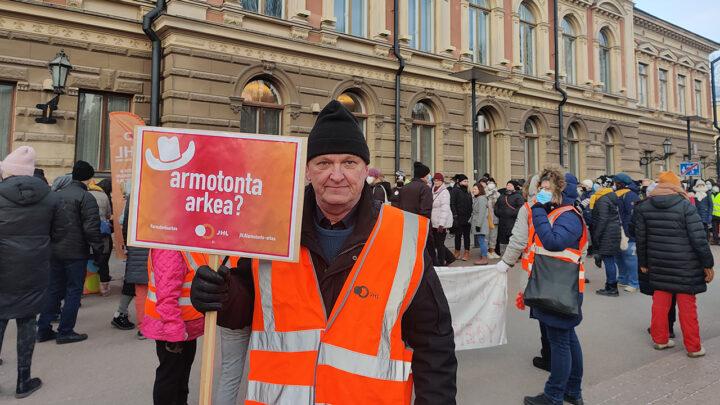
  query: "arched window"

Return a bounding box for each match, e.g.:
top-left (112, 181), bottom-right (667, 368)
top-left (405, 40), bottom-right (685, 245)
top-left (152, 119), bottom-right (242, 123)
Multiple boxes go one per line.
top-left (562, 17), bottom-right (576, 85)
top-left (411, 101), bottom-right (435, 171)
top-left (334, 0), bottom-right (366, 37)
top-left (469, 0), bottom-right (490, 64)
top-left (476, 110), bottom-right (492, 176)
top-left (567, 124), bottom-right (580, 176)
top-left (241, 0), bottom-right (283, 18)
top-left (523, 118), bottom-right (539, 176)
top-left (598, 29), bottom-right (611, 93)
top-left (337, 92), bottom-right (367, 136)
top-left (604, 130), bottom-right (615, 174)
top-left (240, 79), bottom-right (282, 135)
top-left (409, 0), bottom-right (434, 52)
top-left (519, 2), bottom-right (536, 75)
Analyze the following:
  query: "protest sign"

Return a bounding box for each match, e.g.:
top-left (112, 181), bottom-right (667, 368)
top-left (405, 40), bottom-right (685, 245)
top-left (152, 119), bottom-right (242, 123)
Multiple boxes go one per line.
top-left (108, 112), bottom-right (145, 259)
top-left (436, 265), bottom-right (507, 350)
top-left (127, 126), bottom-right (307, 262)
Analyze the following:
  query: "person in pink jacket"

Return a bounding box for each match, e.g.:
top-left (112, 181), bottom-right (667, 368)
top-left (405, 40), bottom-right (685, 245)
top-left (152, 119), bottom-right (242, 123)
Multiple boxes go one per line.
top-left (141, 249), bottom-right (204, 405)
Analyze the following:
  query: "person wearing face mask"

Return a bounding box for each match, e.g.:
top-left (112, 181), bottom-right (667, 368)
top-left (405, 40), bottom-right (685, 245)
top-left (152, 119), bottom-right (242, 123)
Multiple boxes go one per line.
top-left (485, 180), bottom-right (501, 258)
top-left (366, 167), bottom-right (391, 205)
top-left (494, 181), bottom-right (525, 256)
top-left (711, 184), bottom-right (720, 244)
top-left (613, 173), bottom-right (641, 293)
top-left (431, 173), bottom-right (454, 266)
top-left (692, 180), bottom-right (713, 241)
top-left (450, 174), bottom-right (473, 261)
top-left (591, 180), bottom-right (622, 297)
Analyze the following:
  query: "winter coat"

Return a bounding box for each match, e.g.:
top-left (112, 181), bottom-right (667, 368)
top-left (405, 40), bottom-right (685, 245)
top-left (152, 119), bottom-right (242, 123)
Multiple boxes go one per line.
top-left (216, 184), bottom-right (458, 403)
top-left (633, 194), bottom-right (714, 295)
top-left (121, 200), bottom-right (149, 284)
top-left (450, 185), bottom-right (473, 226)
top-left (469, 195), bottom-right (490, 236)
top-left (52, 180), bottom-right (105, 260)
top-left (502, 202), bottom-right (531, 266)
top-left (0, 176), bottom-right (68, 319)
top-left (396, 178), bottom-right (433, 219)
top-left (579, 190), bottom-right (594, 226)
top-left (431, 185), bottom-right (453, 229)
top-left (141, 249), bottom-right (204, 342)
top-left (694, 194), bottom-right (713, 224)
top-left (88, 186), bottom-right (111, 221)
top-left (590, 190), bottom-right (621, 256)
top-left (615, 184), bottom-right (640, 243)
top-left (530, 201), bottom-right (585, 329)
top-left (371, 182), bottom-right (390, 204)
top-left (495, 191), bottom-right (525, 245)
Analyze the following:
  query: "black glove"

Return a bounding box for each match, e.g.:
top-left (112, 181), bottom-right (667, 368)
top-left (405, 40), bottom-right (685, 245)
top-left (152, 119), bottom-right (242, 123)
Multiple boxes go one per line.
top-left (190, 265), bottom-right (230, 312)
top-left (594, 255), bottom-right (603, 268)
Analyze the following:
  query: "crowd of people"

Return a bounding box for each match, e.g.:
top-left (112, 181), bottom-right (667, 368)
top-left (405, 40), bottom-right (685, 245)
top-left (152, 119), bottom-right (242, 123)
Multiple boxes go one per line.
top-left (0, 99), bottom-right (715, 405)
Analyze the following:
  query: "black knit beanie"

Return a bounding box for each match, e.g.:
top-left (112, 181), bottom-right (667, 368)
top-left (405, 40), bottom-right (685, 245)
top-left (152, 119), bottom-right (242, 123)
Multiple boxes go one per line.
top-left (413, 162), bottom-right (430, 179)
top-left (307, 100), bottom-right (370, 164)
top-left (72, 160), bottom-right (95, 181)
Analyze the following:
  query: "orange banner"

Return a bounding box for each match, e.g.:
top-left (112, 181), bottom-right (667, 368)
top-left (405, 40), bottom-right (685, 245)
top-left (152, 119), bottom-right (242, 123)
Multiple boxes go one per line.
top-left (108, 112), bottom-right (145, 259)
top-left (127, 127), bottom-right (306, 262)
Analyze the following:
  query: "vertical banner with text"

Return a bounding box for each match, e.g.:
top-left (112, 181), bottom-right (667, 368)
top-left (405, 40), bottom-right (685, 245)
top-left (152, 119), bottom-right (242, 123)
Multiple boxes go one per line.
top-left (108, 112), bottom-right (145, 259)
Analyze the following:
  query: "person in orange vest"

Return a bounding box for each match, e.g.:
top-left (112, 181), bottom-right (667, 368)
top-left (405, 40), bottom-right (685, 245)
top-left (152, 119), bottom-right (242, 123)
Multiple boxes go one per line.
top-left (191, 100), bottom-right (457, 404)
top-left (522, 171), bottom-right (588, 405)
top-left (141, 249), bottom-right (204, 405)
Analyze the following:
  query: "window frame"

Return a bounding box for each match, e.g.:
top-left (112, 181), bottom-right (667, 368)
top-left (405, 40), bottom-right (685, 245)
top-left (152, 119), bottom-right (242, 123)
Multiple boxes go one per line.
top-left (334, 0), bottom-right (367, 37)
top-left (561, 17), bottom-right (576, 85)
top-left (518, 2), bottom-right (536, 76)
top-left (598, 29), bottom-right (611, 93)
top-left (411, 101), bottom-right (435, 172)
top-left (604, 130), bottom-right (615, 174)
top-left (523, 118), bottom-right (539, 177)
top-left (241, 0), bottom-right (284, 19)
top-left (75, 90), bottom-right (132, 172)
top-left (638, 63), bottom-right (649, 107)
top-left (677, 74), bottom-right (687, 114)
top-left (0, 81), bottom-right (15, 160)
top-left (240, 78), bottom-right (284, 135)
top-left (409, 0), bottom-right (434, 53)
top-left (694, 79), bottom-right (703, 116)
top-left (567, 124), bottom-right (580, 176)
top-left (658, 69), bottom-right (668, 111)
top-left (469, 0), bottom-right (490, 65)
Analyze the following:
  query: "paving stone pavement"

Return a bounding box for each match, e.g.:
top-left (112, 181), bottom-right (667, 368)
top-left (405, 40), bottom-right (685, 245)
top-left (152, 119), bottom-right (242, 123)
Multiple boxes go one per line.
top-left (583, 335), bottom-right (720, 404)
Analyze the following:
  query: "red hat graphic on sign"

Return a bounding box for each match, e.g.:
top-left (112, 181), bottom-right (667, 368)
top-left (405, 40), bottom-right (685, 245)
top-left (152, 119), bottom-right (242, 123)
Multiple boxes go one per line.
top-left (146, 136), bottom-right (195, 171)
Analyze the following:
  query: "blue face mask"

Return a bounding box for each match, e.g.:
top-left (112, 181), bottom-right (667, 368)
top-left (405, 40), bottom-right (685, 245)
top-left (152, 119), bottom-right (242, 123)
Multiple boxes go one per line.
top-left (536, 190), bottom-right (553, 204)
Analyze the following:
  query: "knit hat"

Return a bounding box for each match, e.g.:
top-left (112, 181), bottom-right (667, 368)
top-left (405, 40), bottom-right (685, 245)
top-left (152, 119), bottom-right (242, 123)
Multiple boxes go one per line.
top-left (1, 146), bottom-right (36, 177)
top-left (433, 173), bottom-right (444, 182)
top-left (613, 172), bottom-right (634, 186)
top-left (413, 162), bottom-right (430, 179)
top-left (658, 171), bottom-right (681, 187)
top-left (507, 180), bottom-right (520, 191)
top-left (581, 179), bottom-right (593, 190)
top-left (367, 168), bottom-right (381, 178)
top-left (72, 160), bottom-right (95, 181)
top-left (307, 100), bottom-right (370, 164)
top-left (455, 173), bottom-right (468, 183)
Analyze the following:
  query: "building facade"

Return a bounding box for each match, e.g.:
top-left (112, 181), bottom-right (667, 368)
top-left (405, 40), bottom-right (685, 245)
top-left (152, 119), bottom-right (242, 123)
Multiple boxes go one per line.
top-left (0, 0), bottom-right (718, 182)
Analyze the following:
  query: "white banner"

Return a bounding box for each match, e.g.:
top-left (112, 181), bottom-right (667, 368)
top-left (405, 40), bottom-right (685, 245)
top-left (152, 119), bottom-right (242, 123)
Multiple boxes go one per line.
top-left (435, 265), bottom-right (507, 351)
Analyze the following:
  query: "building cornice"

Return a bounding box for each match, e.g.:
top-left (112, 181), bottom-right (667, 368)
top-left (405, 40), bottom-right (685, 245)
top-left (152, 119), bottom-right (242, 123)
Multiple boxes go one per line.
top-left (634, 8), bottom-right (720, 54)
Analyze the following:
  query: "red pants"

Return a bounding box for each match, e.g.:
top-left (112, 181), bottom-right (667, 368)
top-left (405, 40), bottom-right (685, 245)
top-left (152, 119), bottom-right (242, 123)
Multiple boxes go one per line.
top-left (651, 291), bottom-right (702, 352)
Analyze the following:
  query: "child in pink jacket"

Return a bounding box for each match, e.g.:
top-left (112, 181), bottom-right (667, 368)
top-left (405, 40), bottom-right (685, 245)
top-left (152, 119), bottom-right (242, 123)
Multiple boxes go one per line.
top-left (141, 249), bottom-right (204, 405)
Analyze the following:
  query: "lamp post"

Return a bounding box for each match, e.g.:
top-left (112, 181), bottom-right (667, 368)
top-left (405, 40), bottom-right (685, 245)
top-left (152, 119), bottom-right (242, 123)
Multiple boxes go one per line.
top-left (681, 115), bottom-right (702, 181)
top-left (639, 137), bottom-right (673, 175)
top-left (36, 50), bottom-right (72, 124)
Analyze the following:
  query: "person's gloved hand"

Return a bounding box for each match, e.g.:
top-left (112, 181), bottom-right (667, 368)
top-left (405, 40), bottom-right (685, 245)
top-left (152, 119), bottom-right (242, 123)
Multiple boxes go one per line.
top-left (594, 255), bottom-right (602, 268)
top-left (190, 265), bottom-right (230, 312)
top-left (496, 260), bottom-right (511, 273)
top-left (515, 292), bottom-right (526, 310)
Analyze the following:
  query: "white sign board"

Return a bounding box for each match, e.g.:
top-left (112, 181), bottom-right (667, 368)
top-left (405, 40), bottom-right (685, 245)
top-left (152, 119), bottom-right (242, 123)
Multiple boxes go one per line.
top-left (436, 265), bottom-right (508, 351)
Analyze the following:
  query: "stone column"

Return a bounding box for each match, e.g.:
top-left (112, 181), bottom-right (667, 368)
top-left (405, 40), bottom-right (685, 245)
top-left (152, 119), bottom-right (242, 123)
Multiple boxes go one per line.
top-left (576, 35), bottom-right (590, 85)
top-left (537, 21), bottom-right (551, 77)
top-left (369, 0), bottom-right (389, 40)
top-left (399, 0), bottom-right (411, 44)
top-left (491, 4), bottom-right (507, 67)
top-left (436, 0), bottom-right (454, 55)
top-left (460, 1), bottom-right (472, 60)
top-left (286, 0), bottom-right (310, 22)
top-left (320, 0), bottom-right (336, 29)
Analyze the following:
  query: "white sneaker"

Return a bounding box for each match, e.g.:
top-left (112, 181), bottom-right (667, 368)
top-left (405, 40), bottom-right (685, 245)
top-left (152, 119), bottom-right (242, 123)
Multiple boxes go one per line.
top-left (488, 252), bottom-right (500, 259)
top-left (687, 347), bottom-right (706, 358)
top-left (624, 286), bottom-right (638, 293)
top-left (653, 340), bottom-right (675, 350)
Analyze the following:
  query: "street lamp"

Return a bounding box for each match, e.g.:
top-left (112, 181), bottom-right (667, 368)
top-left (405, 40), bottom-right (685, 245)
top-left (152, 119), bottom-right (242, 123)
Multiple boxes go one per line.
top-left (681, 115), bottom-right (702, 161)
top-left (36, 49), bottom-right (73, 124)
top-left (639, 137), bottom-right (673, 169)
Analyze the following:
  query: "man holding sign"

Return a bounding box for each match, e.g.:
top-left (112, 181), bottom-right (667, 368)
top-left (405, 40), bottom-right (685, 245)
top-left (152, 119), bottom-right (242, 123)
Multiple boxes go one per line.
top-left (191, 101), bottom-right (458, 404)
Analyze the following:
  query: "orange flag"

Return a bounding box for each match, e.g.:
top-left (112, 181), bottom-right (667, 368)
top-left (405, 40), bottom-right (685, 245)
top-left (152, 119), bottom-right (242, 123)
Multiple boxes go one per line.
top-left (108, 112), bottom-right (145, 258)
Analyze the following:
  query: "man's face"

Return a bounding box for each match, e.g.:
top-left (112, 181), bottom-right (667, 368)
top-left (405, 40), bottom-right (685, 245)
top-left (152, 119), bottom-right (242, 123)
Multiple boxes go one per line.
top-left (307, 154), bottom-right (368, 207)
top-left (433, 179), bottom-right (443, 188)
top-left (460, 179), bottom-right (469, 187)
top-left (506, 183), bottom-right (515, 192)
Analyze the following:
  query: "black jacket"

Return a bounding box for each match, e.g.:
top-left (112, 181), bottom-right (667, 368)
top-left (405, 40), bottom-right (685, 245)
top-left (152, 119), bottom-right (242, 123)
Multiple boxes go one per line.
top-left (218, 184), bottom-right (457, 403)
top-left (494, 191), bottom-right (525, 244)
top-left (450, 185), bottom-right (473, 225)
top-left (121, 200), bottom-right (149, 284)
top-left (52, 180), bottom-right (105, 260)
top-left (0, 176), bottom-right (68, 318)
top-left (590, 192), bottom-right (621, 256)
top-left (397, 178), bottom-right (433, 219)
top-left (633, 194), bottom-right (714, 294)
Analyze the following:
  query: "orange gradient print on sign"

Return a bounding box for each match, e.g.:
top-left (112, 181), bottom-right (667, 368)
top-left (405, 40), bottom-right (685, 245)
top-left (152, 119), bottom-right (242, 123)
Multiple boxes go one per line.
top-left (127, 127), bottom-right (306, 262)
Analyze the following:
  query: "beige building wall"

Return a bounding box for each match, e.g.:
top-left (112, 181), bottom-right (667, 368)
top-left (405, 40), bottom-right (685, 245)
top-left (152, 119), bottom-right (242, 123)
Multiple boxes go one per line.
top-left (0, 0), bottom-right (717, 184)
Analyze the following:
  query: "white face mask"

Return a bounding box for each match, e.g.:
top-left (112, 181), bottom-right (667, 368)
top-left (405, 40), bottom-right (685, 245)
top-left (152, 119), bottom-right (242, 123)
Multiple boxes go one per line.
top-left (713, 186), bottom-right (719, 193)
top-left (487, 182), bottom-right (496, 191)
top-left (366, 176), bottom-right (376, 185)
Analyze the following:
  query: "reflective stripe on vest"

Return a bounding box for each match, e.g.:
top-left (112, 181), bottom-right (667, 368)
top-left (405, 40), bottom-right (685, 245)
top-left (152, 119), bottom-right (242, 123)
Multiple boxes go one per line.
top-left (245, 205), bottom-right (428, 405)
top-left (713, 194), bottom-right (720, 217)
top-left (145, 251), bottom-right (203, 322)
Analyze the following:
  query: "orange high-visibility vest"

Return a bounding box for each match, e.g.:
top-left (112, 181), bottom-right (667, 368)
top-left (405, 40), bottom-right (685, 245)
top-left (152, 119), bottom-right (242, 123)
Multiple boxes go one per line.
top-left (245, 205), bottom-right (429, 405)
top-left (524, 205), bottom-right (588, 293)
top-left (520, 202), bottom-right (535, 273)
top-left (145, 251), bottom-right (207, 322)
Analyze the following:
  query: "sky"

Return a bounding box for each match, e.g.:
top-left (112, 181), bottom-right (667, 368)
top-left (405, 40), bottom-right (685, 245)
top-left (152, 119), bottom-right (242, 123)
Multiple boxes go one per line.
top-left (634, 0), bottom-right (720, 45)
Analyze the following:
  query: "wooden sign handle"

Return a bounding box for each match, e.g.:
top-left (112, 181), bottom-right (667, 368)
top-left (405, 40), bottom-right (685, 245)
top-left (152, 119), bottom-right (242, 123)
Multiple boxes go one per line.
top-left (198, 254), bottom-right (220, 405)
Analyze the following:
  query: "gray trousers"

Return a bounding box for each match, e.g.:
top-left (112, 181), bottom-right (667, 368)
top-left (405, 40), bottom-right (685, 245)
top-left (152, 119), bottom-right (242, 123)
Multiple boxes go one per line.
top-left (214, 326), bottom-right (251, 405)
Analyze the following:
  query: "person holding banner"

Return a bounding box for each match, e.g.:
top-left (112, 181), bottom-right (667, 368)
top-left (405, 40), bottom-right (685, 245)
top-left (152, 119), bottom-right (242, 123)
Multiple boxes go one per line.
top-left (191, 100), bottom-right (457, 404)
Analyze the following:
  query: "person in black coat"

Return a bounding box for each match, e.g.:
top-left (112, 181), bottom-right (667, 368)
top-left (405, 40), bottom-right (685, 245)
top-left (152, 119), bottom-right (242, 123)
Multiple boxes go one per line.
top-left (592, 190), bottom-right (622, 297)
top-left (450, 174), bottom-right (473, 261)
top-left (396, 162), bottom-right (432, 219)
top-left (37, 161), bottom-right (105, 345)
top-left (0, 146), bottom-right (68, 398)
top-left (494, 181), bottom-right (525, 254)
top-left (633, 171), bottom-right (714, 356)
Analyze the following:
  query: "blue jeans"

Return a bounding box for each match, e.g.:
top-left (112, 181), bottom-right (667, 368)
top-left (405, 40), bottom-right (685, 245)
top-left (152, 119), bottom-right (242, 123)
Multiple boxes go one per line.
top-left (38, 259), bottom-right (87, 336)
top-left (544, 324), bottom-right (583, 404)
top-left (474, 234), bottom-right (488, 257)
top-left (602, 255), bottom-right (618, 285)
top-left (616, 241), bottom-right (639, 288)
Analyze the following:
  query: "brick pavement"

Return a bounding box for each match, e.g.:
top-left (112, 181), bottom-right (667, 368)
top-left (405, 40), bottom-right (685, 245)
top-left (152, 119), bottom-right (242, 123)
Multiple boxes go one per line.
top-left (583, 335), bottom-right (720, 404)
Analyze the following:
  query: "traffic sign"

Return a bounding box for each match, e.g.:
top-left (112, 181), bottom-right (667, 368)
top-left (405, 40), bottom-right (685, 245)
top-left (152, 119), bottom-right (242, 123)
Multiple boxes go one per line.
top-left (679, 161), bottom-right (701, 177)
